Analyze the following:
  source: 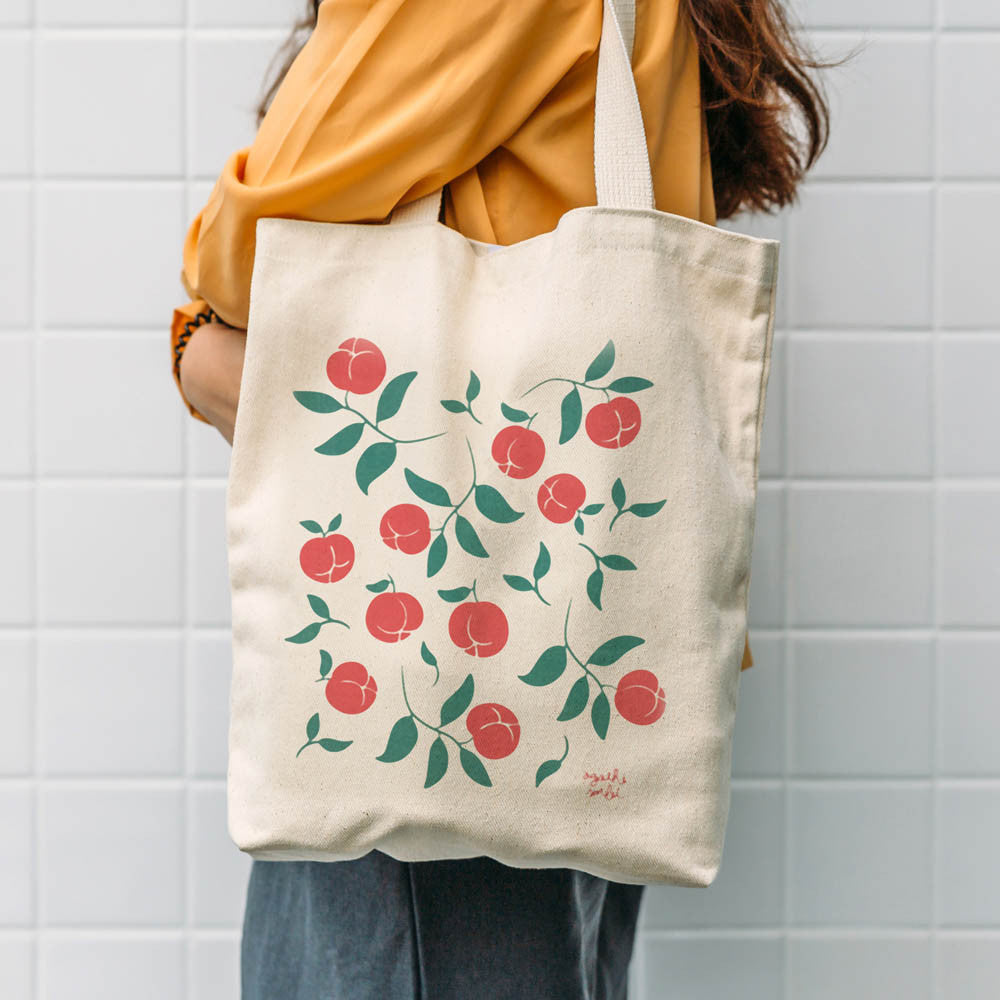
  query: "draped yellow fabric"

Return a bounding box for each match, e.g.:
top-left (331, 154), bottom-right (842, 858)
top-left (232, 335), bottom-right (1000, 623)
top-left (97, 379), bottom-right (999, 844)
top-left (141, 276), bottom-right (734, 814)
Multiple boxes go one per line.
top-left (170, 0), bottom-right (753, 670)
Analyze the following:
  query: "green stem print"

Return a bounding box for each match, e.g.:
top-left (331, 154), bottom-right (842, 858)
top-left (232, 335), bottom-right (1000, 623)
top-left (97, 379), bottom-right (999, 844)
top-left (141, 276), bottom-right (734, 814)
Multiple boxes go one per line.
top-left (419, 641), bottom-right (440, 685)
top-left (404, 438), bottom-right (524, 577)
top-left (440, 370), bottom-right (484, 424)
top-left (518, 340), bottom-right (653, 445)
top-left (607, 477), bottom-right (667, 532)
top-left (285, 594), bottom-right (350, 644)
top-left (296, 712), bottom-right (352, 757)
top-left (503, 541), bottom-right (553, 605)
top-left (377, 664), bottom-right (496, 789)
top-left (535, 735), bottom-right (570, 787)
top-left (293, 368), bottom-right (446, 495)
top-left (577, 543), bottom-right (637, 611)
top-left (518, 600), bottom-right (645, 744)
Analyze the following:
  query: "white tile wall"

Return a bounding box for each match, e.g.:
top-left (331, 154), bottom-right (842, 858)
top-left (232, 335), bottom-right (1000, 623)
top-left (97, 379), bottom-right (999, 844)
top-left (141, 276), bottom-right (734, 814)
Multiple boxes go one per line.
top-left (2, 3), bottom-right (998, 998)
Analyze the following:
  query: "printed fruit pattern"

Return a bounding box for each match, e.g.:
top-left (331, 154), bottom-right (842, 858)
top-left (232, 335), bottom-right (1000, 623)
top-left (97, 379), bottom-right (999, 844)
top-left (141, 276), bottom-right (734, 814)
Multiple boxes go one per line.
top-left (298, 513), bottom-right (355, 583)
top-left (293, 338), bottom-right (447, 495)
top-left (377, 660), bottom-right (519, 788)
top-left (521, 339), bottom-right (653, 448)
top-left (287, 338), bottom-right (672, 789)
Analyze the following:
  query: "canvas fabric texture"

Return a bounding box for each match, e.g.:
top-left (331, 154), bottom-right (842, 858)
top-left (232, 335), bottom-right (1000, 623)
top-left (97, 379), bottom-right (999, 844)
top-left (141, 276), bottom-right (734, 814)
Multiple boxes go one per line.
top-left (226, 0), bottom-right (779, 887)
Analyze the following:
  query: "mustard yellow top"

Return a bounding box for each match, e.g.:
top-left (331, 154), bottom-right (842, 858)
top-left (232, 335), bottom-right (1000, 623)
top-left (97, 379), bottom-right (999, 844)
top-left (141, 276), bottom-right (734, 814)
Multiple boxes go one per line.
top-left (171, 0), bottom-right (752, 671)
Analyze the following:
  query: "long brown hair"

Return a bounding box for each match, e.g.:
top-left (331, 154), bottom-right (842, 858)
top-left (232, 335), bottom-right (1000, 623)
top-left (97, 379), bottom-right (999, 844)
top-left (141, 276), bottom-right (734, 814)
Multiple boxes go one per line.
top-left (255, 0), bottom-right (855, 220)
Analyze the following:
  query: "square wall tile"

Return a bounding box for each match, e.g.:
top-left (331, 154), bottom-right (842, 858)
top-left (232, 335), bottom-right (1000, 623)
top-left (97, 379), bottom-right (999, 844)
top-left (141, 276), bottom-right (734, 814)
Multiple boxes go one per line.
top-left (188, 418), bottom-right (232, 477)
top-left (937, 336), bottom-right (1000, 476)
top-left (937, 787), bottom-right (1000, 925)
top-left (190, 936), bottom-right (240, 1000)
top-left (40, 0), bottom-right (183, 23)
top-left (190, 787), bottom-right (250, 927)
top-left (41, 184), bottom-right (185, 327)
top-left (39, 634), bottom-right (182, 776)
top-left (190, 38), bottom-right (282, 178)
top-left (940, 39), bottom-right (1000, 177)
top-left (791, 637), bottom-right (932, 777)
top-left (939, 488), bottom-right (1000, 626)
top-left (0, 0), bottom-right (30, 24)
top-left (0, 335), bottom-right (32, 476)
top-left (943, 1), bottom-right (1000, 25)
top-left (38, 484), bottom-right (182, 625)
top-left (0, 787), bottom-right (34, 925)
top-left (789, 786), bottom-right (932, 925)
top-left (787, 936), bottom-right (931, 1000)
top-left (191, 483), bottom-right (231, 626)
top-left (0, 187), bottom-right (31, 328)
top-left (0, 485), bottom-right (34, 625)
top-left (809, 37), bottom-right (932, 179)
top-left (937, 636), bottom-right (1000, 775)
top-left (39, 37), bottom-right (183, 176)
top-left (41, 787), bottom-right (183, 925)
top-left (641, 937), bottom-right (783, 1000)
top-left (732, 634), bottom-right (784, 778)
top-left (795, 0), bottom-right (933, 26)
top-left (748, 484), bottom-right (786, 628)
top-left (642, 787), bottom-right (784, 928)
top-left (0, 637), bottom-right (33, 775)
top-left (936, 936), bottom-right (1000, 999)
top-left (939, 187), bottom-right (1000, 328)
top-left (39, 335), bottom-right (184, 476)
top-left (193, 0), bottom-right (300, 26)
top-left (0, 938), bottom-right (33, 1000)
top-left (190, 635), bottom-right (233, 778)
top-left (787, 185), bottom-right (932, 329)
top-left (0, 37), bottom-right (30, 174)
top-left (42, 937), bottom-right (185, 1000)
top-left (789, 486), bottom-right (932, 627)
top-left (789, 335), bottom-right (931, 477)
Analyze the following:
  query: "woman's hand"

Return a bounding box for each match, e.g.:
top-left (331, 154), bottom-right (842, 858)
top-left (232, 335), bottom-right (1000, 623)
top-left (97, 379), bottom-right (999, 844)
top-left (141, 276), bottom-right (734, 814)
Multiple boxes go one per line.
top-left (178, 321), bottom-right (247, 445)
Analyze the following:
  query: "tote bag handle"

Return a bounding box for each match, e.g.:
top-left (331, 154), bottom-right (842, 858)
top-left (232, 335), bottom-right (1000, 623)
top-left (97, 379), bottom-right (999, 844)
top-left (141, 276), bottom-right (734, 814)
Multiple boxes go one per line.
top-left (388, 0), bottom-right (655, 225)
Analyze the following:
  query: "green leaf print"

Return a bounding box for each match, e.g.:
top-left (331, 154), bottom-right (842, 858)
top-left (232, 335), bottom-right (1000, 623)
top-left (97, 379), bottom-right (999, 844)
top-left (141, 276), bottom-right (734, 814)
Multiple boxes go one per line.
top-left (586, 568), bottom-right (604, 610)
top-left (611, 477), bottom-right (627, 510)
top-left (584, 340), bottom-right (615, 382)
top-left (317, 738), bottom-right (352, 752)
top-left (455, 514), bottom-right (488, 558)
top-left (424, 737), bottom-right (449, 788)
top-left (628, 500), bottom-right (667, 518)
top-left (356, 441), bottom-right (397, 494)
top-left (306, 713), bottom-right (320, 741)
top-left (519, 645), bottom-right (567, 686)
top-left (327, 514), bottom-right (343, 532)
top-left (466, 371), bottom-right (481, 403)
top-left (319, 650), bottom-right (333, 678)
top-left (535, 736), bottom-right (570, 787)
top-left (533, 542), bottom-right (551, 580)
top-left (591, 692), bottom-right (611, 740)
top-left (307, 594), bottom-right (330, 618)
top-left (315, 421), bottom-right (365, 455)
top-left (439, 674), bottom-right (475, 727)
top-left (440, 399), bottom-right (467, 413)
top-left (420, 642), bottom-right (437, 666)
top-left (557, 676), bottom-right (591, 722)
top-left (559, 386), bottom-right (582, 444)
top-left (377, 715), bottom-right (419, 763)
top-left (285, 622), bottom-right (322, 644)
top-left (606, 376), bottom-right (653, 393)
top-left (427, 533), bottom-right (448, 577)
top-left (600, 554), bottom-right (637, 572)
top-left (438, 586), bottom-right (472, 602)
top-left (474, 484), bottom-right (523, 523)
top-left (405, 468), bottom-right (452, 507)
top-left (293, 390), bottom-right (343, 413)
top-left (503, 574), bottom-right (534, 592)
top-left (587, 635), bottom-right (645, 667)
top-left (459, 747), bottom-right (492, 787)
top-left (299, 520), bottom-right (323, 533)
top-left (376, 371), bottom-right (418, 423)
top-left (501, 402), bottom-right (530, 423)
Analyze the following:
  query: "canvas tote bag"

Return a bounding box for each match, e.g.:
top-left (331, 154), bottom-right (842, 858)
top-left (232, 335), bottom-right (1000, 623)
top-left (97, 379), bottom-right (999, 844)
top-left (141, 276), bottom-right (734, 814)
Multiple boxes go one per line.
top-left (226, 0), bottom-right (779, 887)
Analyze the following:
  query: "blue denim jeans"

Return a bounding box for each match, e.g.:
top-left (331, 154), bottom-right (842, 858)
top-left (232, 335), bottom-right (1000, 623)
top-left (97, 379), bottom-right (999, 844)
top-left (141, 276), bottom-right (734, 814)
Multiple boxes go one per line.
top-left (241, 851), bottom-right (645, 999)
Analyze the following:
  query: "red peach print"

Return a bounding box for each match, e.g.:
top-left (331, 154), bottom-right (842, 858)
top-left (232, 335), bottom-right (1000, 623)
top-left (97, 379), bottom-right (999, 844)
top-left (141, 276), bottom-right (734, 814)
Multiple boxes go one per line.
top-left (537, 473), bottom-right (586, 524)
top-left (491, 426), bottom-right (545, 479)
top-left (585, 398), bottom-right (641, 449)
top-left (448, 601), bottom-right (509, 657)
top-left (466, 703), bottom-right (520, 759)
top-left (325, 661), bottom-right (377, 714)
top-left (614, 669), bottom-right (665, 725)
top-left (380, 504), bottom-right (432, 554)
top-left (299, 534), bottom-right (355, 583)
top-left (366, 591), bottom-right (424, 642)
top-left (326, 337), bottom-right (387, 394)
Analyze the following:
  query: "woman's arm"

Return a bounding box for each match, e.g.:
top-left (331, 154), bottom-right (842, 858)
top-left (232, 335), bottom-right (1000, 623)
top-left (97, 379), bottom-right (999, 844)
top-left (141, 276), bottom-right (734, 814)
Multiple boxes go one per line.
top-left (178, 322), bottom-right (246, 445)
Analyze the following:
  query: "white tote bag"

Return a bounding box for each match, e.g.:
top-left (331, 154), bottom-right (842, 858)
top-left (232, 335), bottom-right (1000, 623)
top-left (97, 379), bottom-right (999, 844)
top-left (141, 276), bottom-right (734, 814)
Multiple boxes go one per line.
top-left (226, 0), bottom-right (779, 886)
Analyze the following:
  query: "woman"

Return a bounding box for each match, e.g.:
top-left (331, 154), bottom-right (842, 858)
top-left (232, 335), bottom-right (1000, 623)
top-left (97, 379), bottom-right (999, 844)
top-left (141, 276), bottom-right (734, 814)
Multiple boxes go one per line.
top-left (172, 1), bottom-right (838, 996)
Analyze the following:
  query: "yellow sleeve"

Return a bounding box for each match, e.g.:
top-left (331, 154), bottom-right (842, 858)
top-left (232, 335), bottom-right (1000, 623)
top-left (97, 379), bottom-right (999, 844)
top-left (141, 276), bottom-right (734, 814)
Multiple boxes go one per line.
top-left (178, 0), bottom-right (597, 332)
